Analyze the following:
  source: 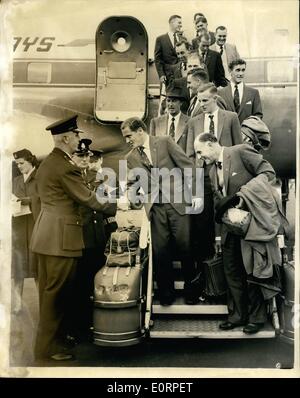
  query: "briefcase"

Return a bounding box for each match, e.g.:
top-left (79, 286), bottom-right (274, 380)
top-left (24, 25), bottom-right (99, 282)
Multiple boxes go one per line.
top-left (109, 227), bottom-right (140, 254)
top-left (203, 255), bottom-right (227, 297)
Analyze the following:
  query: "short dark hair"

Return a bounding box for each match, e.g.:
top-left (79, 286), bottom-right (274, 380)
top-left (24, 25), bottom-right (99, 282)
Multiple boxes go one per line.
top-left (194, 13), bottom-right (205, 21)
top-left (195, 16), bottom-right (207, 24)
top-left (197, 82), bottom-right (217, 95)
top-left (186, 50), bottom-right (201, 61)
top-left (169, 15), bottom-right (181, 23)
top-left (191, 69), bottom-right (209, 82)
top-left (175, 39), bottom-right (189, 50)
top-left (198, 32), bottom-right (211, 42)
top-left (228, 58), bottom-right (247, 71)
top-left (197, 133), bottom-right (218, 143)
top-left (121, 117), bottom-right (147, 133)
top-left (216, 26), bottom-right (227, 32)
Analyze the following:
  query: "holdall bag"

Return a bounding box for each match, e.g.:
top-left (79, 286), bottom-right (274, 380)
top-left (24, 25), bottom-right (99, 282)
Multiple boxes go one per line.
top-left (222, 207), bottom-right (251, 237)
top-left (203, 255), bottom-right (227, 297)
top-left (108, 227), bottom-right (140, 254)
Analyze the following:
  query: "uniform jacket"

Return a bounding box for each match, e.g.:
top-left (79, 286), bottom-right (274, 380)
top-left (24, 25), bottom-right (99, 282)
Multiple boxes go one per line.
top-left (80, 169), bottom-right (117, 249)
top-left (12, 169), bottom-right (40, 278)
top-left (218, 84), bottom-right (263, 124)
top-left (209, 144), bottom-right (276, 244)
top-left (126, 136), bottom-right (201, 219)
top-left (149, 113), bottom-right (190, 152)
top-left (185, 109), bottom-right (242, 158)
top-left (30, 148), bottom-right (116, 257)
top-left (202, 49), bottom-right (228, 87)
top-left (154, 33), bottom-right (178, 79)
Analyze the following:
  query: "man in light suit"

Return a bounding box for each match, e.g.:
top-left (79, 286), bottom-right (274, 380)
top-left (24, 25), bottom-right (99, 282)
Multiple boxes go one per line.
top-left (219, 59), bottom-right (263, 124)
top-left (31, 115), bottom-right (116, 361)
top-left (197, 32), bottom-right (228, 87)
top-left (150, 87), bottom-right (189, 152)
top-left (210, 26), bottom-right (240, 81)
top-left (194, 133), bottom-right (275, 334)
top-left (154, 15), bottom-right (183, 85)
top-left (187, 69), bottom-right (227, 117)
top-left (121, 117), bottom-right (203, 306)
top-left (186, 83), bottom-right (242, 159)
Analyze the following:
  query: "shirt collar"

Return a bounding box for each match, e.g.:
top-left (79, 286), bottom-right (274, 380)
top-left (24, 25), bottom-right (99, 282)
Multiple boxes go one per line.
top-left (23, 166), bottom-right (35, 182)
top-left (142, 134), bottom-right (150, 150)
top-left (231, 80), bottom-right (242, 88)
top-left (206, 108), bottom-right (219, 118)
top-left (169, 112), bottom-right (181, 122)
top-left (218, 147), bottom-right (224, 164)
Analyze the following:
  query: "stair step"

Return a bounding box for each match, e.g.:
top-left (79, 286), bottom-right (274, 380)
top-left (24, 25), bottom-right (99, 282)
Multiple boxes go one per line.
top-left (154, 281), bottom-right (184, 290)
top-left (150, 318), bottom-right (275, 339)
top-left (153, 297), bottom-right (228, 315)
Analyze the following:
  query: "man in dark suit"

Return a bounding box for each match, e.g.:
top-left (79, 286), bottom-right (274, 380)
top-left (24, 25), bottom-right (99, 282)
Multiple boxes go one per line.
top-left (191, 15), bottom-right (216, 49)
top-left (218, 59), bottom-right (263, 124)
top-left (187, 69), bottom-right (227, 117)
top-left (121, 117), bottom-right (203, 306)
top-left (210, 26), bottom-right (240, 81)
top-left (172, 39), bottom-right (190, 79)
top-left (30, 115), bottom-right (116, 361)
top-left (150, 87), bottom-right (189, 152)
top-left (186, 83), bottom-right (242, 158)
top-left (154, 15), bottom-right (183, 85)
top-left (196, 32), bottom-right (228, 87)
top-left (194, 133), bottom-right (275, 333)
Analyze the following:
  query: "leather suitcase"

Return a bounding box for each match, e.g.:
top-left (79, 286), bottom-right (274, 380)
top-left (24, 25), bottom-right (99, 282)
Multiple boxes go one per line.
top-left (93, 261), bottom-right (145, 346)
top-left (108, 227), bottom-right (140, 254)
top-left (203, 255), bottom-right (227, 297)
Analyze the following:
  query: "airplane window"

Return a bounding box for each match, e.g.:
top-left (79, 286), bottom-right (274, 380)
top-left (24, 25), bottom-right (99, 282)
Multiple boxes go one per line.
top-left (266, 60), bottom-right (295, 83)
top-left (111, 31), bottom-right (131, 53)
top-left (27, 62), bottom-right (51, 83)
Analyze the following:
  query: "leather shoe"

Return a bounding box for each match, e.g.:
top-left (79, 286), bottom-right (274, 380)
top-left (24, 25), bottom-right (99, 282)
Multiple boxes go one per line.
top-left (219, 321), bottom-right (245, 330)
top-left (243, 323), bottom-right (264, 334)
top-left (184, 294), bottom-right (200, 305)
top-left (50, 353), bottom-right (74, 361)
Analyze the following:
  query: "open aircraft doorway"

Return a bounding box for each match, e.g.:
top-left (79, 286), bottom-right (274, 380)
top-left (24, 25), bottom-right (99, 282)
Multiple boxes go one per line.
top-left (95, 16), bottom-right (148, 124)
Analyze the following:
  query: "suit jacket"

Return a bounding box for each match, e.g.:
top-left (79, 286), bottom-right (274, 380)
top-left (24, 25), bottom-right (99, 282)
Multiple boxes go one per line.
top-left (30, 148), bottom-right (116, 257)
top-left (209, 144), bottom-right (276, 243)
top-left (171, 76), bottom-right (190, 114)
top-left (149, 113), bottom-right (190, 152)
top-left (218, 84), bottom-right (263, 124)
top-left (202, 49), bottom-right (228, 87)
top-left (210, 42), bottom-right (240, 78)
top-left (186, 109), bottom-right (242, 158)
top-left (154, 33), bottom-right (178, 79)
top-left (126, 136), bottom-right (200, 218)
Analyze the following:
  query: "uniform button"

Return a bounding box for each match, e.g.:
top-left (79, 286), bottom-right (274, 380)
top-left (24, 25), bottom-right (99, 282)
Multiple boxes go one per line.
top-left (94, 211), bottom-right (97, 214)
top-left (76, 221), bottom-right (79, 225)
top-left (94, 220), bottom-right (97, 224)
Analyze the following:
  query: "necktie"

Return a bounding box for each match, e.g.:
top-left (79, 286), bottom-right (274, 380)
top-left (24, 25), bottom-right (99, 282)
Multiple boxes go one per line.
top-left (215, 162), bottom-right (223, 194)
top-left (169, 117), bottom-right (175, 139)
top-left (201, 52), bottom-right (206, 63)
top-left (233, 84), bottom-right (240, 113)
top-left (209, 114), bottom-right (215, 134)
top-left (219, 45), bottom-right (223, 55)
top-left (188, 96), bottom-right (197, 116)
top-left (173, 33), bottom-right (178, 47)
top-left (138, 146), bottom-right (152, 170)
top-left (216, 161), bottom-right (222, 170)
top-left (181, 61), bottom-right (187, 71)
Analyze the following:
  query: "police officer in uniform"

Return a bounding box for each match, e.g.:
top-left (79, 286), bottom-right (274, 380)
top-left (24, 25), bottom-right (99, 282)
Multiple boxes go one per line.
top-left (70, 139), bottom-right (117, 341)
top-left (30, 115), bottom-right (116, 361)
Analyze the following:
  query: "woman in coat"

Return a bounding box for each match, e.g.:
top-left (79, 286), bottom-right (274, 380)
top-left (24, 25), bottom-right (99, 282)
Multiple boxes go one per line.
top-left (12, 149), bottom-right (40, 312)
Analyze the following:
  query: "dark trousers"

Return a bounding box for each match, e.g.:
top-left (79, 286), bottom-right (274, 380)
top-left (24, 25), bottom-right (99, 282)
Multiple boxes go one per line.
top-left (70, 248), bottom-right (105, 338)
top-left (35, 255), bottom-right (77, 359)
top-left (151, 203), bottom-right (195, 297)
top-left (222, 233), bottom-right (267, 324)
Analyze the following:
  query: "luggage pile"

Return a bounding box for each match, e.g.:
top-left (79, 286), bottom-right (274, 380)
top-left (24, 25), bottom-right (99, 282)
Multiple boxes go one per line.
top-left (93, 226), bottom-right (146, 346)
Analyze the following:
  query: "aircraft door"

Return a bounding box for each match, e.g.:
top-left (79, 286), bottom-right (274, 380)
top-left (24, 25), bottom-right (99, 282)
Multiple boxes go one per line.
top-left (95, 16), bottom-right (148, 123)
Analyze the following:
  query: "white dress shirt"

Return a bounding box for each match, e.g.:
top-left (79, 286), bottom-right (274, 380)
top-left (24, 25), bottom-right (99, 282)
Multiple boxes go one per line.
top-left (23, 166), bottom-right (35, 183)
top-left (167, 112), bottom-right (181, 137)
top-left (230, 81), bottom-right (244, 103)
top-left (204, 108), bottom-right (219, 138)
top-left (168, 31), bottom-right (177, 47)
top-left (216, 147), bottom-right (226, 196)
top-left (141, 134), bottom-right (153, 165)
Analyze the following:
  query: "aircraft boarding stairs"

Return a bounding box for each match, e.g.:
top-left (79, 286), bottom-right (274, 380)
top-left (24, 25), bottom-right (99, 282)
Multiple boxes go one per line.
top-left (147, 260), bottom-right (278, 339)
